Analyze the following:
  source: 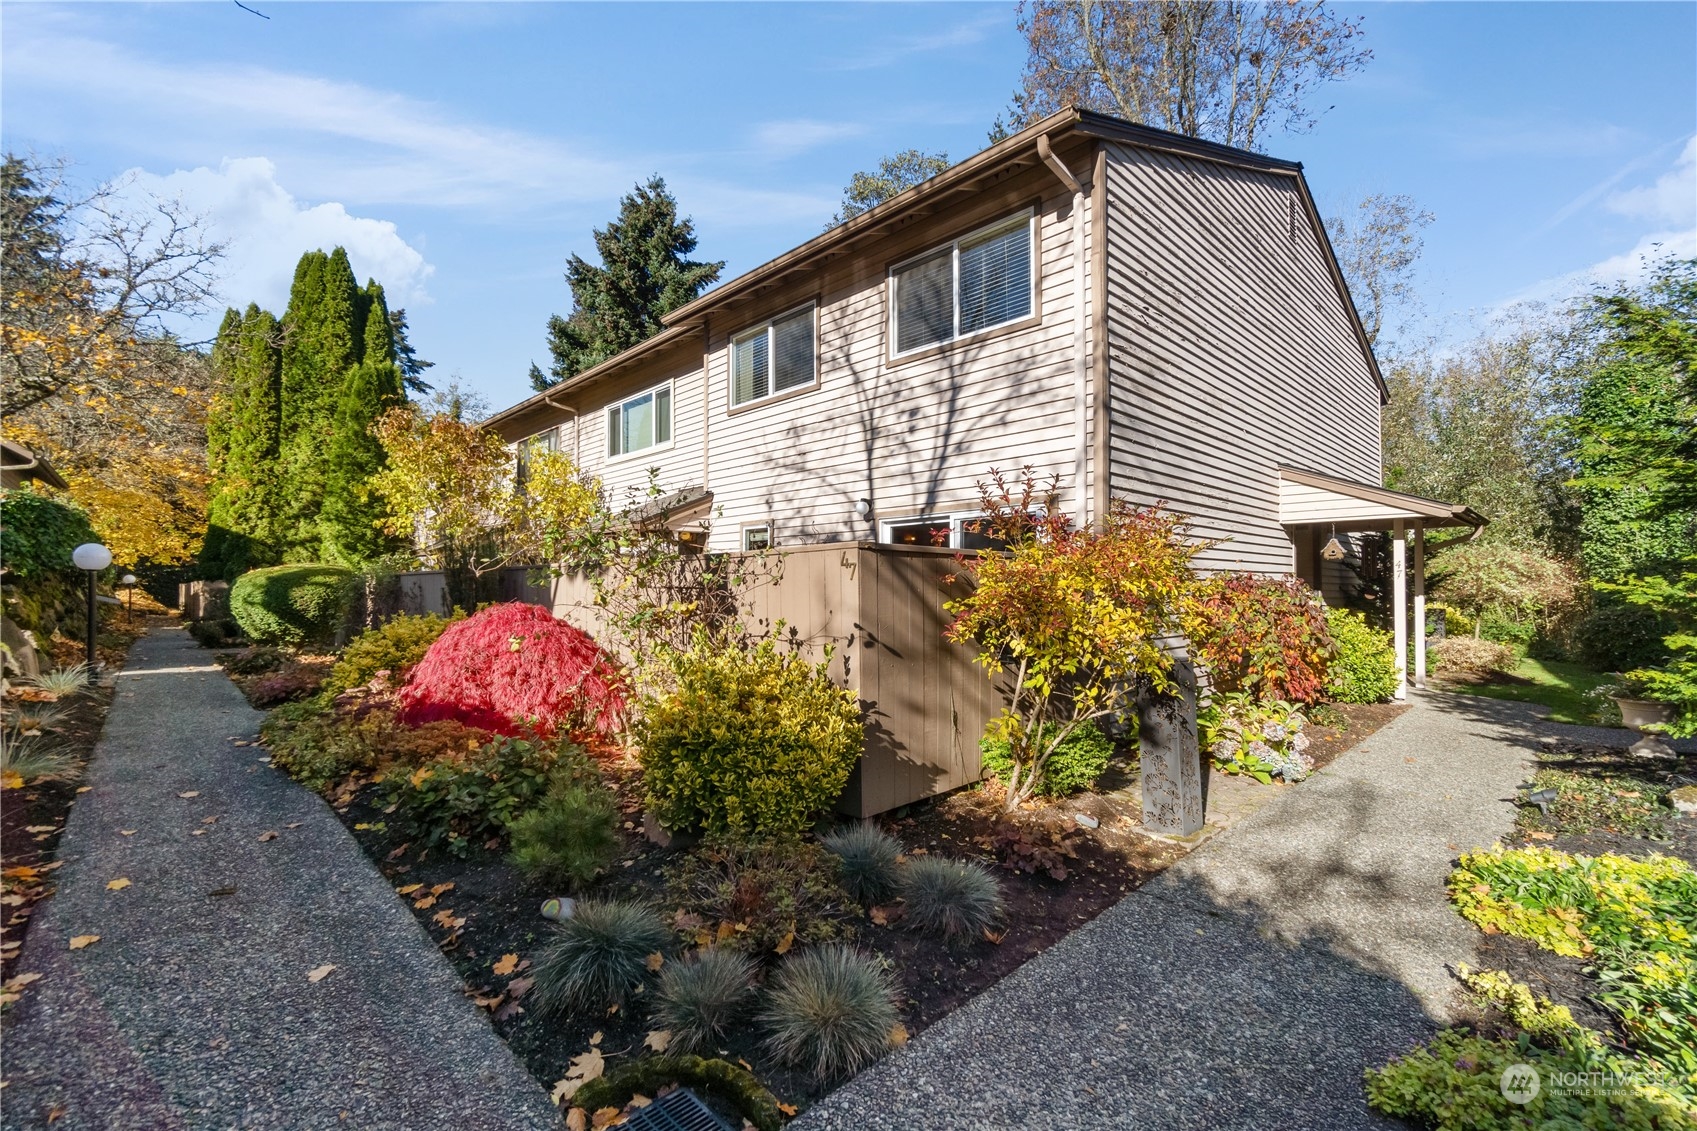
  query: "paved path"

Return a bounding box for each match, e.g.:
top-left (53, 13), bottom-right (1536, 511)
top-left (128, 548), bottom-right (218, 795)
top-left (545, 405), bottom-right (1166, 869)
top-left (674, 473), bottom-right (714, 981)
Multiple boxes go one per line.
top-left (2, 627), bottom-right (558, 1130)
top-left (801, 690), bottom-right (1545, 1131)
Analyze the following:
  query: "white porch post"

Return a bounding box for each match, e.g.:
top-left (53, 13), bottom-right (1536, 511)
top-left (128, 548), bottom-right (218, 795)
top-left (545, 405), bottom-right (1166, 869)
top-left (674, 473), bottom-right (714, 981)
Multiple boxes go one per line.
top-left (1392, 519), bottom-right (1408, 701)
top-left (1413, 524), bottom-right (1427, 690)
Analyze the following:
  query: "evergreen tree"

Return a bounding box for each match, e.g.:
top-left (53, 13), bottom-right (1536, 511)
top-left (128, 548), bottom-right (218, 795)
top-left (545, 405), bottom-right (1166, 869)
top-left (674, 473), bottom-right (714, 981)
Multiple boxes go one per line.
top-left (202, 304), bottom-right (284, 578)
top-left (358, 279), bottom-right (394, 366)
top-left (545, 176), bottom-right (723, 380)
top-left (388, 307), bottom-right (433, 394)
top-left (528, 361), bottom-right (550, 393)
top-left (279, 248), bottom-right (362, 559)
top-left (321, 357), bottom-right (404, 565)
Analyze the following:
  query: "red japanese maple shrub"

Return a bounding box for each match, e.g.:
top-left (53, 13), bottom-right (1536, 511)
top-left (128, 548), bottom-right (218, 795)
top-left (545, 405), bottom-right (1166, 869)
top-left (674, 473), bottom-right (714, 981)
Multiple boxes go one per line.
top-left (1184, 574), bottom-right (1334, 704)
top-left (397, 603), bottom-right (626, 737)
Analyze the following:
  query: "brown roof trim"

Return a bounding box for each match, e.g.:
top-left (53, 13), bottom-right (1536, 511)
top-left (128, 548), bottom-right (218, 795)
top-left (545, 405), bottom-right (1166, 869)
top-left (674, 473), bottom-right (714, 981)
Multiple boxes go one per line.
top-left (490, 104), bottom-right (1388, 428)
top-left (1278, 465), bottom-right (1487, 528)
top-left (0, 439), bottom-right (69, 490)
top-left (484, 325), bottom-right (697, 432)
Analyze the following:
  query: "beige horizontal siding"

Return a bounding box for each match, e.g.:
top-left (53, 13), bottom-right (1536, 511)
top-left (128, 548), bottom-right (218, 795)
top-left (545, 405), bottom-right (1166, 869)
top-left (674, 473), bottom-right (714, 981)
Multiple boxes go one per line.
top-left (1103, 143), bottom-right (1381, 576)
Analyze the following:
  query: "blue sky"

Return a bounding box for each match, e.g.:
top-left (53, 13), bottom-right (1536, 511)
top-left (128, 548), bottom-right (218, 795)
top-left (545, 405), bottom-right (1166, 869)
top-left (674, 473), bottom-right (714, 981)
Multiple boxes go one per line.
top-left (3, 2), bottom-right (1693, 410)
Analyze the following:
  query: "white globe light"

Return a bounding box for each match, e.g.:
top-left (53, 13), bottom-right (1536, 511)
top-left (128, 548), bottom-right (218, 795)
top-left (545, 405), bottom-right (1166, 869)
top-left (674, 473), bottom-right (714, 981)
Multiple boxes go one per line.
top-left (72, 543), bottom-right (113, 571)
top-left (121, 574), bottom-right (138, 586)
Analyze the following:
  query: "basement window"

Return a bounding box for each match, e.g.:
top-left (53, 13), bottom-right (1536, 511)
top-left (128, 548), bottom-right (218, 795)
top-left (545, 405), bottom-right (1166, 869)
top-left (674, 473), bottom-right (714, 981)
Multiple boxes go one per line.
top-left (890, 210), bottom-right (1034, 357)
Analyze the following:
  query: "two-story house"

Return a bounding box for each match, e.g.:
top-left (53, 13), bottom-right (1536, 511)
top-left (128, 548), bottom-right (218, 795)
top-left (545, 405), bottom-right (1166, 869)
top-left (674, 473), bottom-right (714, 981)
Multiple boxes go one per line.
top-left (485, 105), bottom-right (1481, 814)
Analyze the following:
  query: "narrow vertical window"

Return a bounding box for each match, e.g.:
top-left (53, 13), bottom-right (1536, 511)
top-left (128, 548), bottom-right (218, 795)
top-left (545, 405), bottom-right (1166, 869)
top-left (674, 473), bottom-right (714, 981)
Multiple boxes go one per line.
top-left (730, 304), bottom-right (816, 408)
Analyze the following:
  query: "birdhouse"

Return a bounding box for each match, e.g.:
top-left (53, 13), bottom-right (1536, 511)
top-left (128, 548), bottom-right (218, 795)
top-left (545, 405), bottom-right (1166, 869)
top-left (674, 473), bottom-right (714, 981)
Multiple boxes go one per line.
top-left (1321, 534), bottom-right (1347, 562)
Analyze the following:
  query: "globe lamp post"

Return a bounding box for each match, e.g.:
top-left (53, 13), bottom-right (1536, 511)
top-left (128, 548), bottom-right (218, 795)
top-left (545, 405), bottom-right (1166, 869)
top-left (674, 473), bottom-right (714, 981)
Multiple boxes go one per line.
top-left (71, 542), bottom-right (113, 684)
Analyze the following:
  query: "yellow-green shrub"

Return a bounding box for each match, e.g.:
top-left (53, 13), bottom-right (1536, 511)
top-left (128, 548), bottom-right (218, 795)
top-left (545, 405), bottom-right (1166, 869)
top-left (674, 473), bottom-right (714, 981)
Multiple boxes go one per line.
top-left (322, 610), bottom-right (463, 696)
top-left (636, 637), bottom-right (861, 838)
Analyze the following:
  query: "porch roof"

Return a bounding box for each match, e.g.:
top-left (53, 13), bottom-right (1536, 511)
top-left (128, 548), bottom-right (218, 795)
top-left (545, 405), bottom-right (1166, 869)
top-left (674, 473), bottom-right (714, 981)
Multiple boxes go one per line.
top-left (1277, 466), bottom-right (1486, 531)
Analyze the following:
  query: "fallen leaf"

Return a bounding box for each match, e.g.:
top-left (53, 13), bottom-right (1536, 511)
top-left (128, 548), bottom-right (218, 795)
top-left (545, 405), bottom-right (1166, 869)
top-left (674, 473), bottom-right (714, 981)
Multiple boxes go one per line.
top-left (589, 1108), bottom-right (620, 1129)
top-left (3, 972), bottom-right (43, 991)
top-left (396, 883), bottom-right (423, 895)
top-left (716, 921), bottom-right (737, 943)
top-left (257, 831), bottom-right (278, 842)
top-left (644, 1029), bottom-right (672, 1053)
top-left (75, 786), bottom-right (91, 794)
top-left (645, 951), bottom-right (665, 972)
top-left (494, 999), bottom-right (525, 1021)
top-left (493, 953), bottom-right (520, 976)
top-left (307, 964), bottom-right (335, 982)
top-left (774, 928), bottom-right (795, 956)
top-left (432, 909), bottom-right (459, 927)
top-left (69, 935), bottom-right (100, 950)
top-left (1, 771), bottom-right (25, 790)
top-left (889, 1022), bottom-right (910, 1047)
top-left (777, 1102), bottom-right (799, 1116)
top-left (430, 882), bottom-right (454, 895)
top-left (590, 1030), bottom-right (604, 1046)
top-left (191, 829), bottom-right (207, 836)
top-left (869, 906), bottom-right (891, 926)
top-left (628, 1094), bottom-right (652, 1109)
top-left (207, 885), bottom-right (237, 897)
top-left (471, 993), bottom-right (504, 1010)
top-left (565, 1107), bottom-right (589, 1130)
top-left (551, 1080), bottom-right (575, 1107)
top-left (285, 822), bottom-right (302, 829)
top-left (177, 791), bottom-right (199, 799)
top-left (506, 976), bottom-right (535, 1000)
top-left (413, 895), bottom-right (437, 910)
top-left (24, 825), bottom-right (57, 833)
top-left (551, 1047), bottom-right (606, 1104)
top-left (673, 910), bottom-right (704, 932)
top-left (119, 830), bottom-right (136, 836)
top-left (1528, 830), bottom-right (1555, 841)
top-left (105, 878), bottom-right (132, 891)
top-left (46, 1103), bottom-right (66, 1123)
top-left (983, 927), bottom-right (1007, 944)
top-left (201, 816), bottom-right (218, 825)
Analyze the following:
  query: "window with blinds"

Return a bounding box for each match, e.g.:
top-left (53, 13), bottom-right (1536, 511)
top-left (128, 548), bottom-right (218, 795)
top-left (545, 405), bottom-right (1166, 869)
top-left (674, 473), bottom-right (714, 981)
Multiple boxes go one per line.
top-left (890, 211), bottom-right (1034, 356)
top-left (731, 304), bottom-right (816, 407)
top-left (606, 382), bottom-right (672, 458)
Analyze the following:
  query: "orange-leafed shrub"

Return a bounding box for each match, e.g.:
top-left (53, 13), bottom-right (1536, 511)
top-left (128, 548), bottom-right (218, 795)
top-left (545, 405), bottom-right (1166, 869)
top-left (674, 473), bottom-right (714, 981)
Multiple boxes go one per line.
top-left (397, 603), bottom-right (626, 737)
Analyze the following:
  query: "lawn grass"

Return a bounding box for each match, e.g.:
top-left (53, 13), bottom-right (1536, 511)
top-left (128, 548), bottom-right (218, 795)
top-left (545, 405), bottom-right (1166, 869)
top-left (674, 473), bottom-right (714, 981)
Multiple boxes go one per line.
top-left (1443, 657), bottom-right (1618, 725)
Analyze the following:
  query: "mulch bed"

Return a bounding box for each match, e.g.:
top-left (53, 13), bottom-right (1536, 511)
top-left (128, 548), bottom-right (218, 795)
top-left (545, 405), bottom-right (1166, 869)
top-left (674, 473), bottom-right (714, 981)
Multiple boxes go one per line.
top-left (1, 620), bottom-right (148, 994)
top-left (1470, 740), bottom-right (1697, 1038)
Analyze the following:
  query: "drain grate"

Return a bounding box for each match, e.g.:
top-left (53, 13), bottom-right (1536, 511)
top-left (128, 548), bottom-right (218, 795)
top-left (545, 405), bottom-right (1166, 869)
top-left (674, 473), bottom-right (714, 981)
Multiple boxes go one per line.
top-left (621, 1088), bottom-right (736, 1131)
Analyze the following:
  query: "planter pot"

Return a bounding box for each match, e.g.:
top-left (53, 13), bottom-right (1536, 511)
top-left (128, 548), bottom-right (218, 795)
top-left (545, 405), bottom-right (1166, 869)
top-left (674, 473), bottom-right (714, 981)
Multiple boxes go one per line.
top-left (1613, 696), bottom-right (1677, 732)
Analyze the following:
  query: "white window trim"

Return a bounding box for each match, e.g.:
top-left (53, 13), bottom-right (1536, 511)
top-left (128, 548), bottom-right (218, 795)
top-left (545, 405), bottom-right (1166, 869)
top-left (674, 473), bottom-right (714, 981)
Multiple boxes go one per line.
top-left (604, 379), bottom-right (675, 465)
top-left (879, 512), bottom-right (982, 549)
top-left (728, 301), bottom-right (819, 410)
top-left (740, 523), bottom-right (773, 552)
top-left (887, 209), bottom-right (1036, 360)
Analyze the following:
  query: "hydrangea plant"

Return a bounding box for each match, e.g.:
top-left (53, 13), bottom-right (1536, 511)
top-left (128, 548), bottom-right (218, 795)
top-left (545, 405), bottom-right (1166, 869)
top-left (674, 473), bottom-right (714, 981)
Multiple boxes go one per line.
top-left (1201, 692), bottom-right (1314, 784)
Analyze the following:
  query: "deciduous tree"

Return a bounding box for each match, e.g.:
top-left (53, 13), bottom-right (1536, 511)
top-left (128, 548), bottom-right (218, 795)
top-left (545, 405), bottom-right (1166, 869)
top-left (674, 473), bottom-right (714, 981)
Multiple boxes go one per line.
top-left (831, 149), bottom-right (951, 226)
top-left (1326, 192), bottom-right (1434, 348)
top-left (1008, 0), bottom-right (1371, 151)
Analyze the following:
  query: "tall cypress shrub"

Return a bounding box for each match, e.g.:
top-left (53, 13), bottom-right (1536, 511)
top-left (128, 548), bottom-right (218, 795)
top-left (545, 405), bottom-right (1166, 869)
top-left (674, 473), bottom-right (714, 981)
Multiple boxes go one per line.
top-left (203, 304), bottom-right (284, 579)
top-left (321, 357), bottom-right (403, 565)
top-left (279, 248), bottom-right (362, 559)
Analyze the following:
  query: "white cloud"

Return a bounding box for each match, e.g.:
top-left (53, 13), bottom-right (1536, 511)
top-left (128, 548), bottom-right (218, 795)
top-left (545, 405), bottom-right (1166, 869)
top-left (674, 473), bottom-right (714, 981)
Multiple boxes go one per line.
top-left (749, 119), bottom-right (868, 160)
top-left (122, 158), bottom-right (435, 312)
top-left (828, 12), bottom-right (1007, 71)
top-left (1606, 135), bottom-right (1697, 226)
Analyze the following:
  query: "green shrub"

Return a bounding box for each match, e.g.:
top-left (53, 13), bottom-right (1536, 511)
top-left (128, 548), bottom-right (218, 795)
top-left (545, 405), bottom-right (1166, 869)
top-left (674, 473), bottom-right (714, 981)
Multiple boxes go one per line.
top-left (381, 734), bottom-right (561, 856)
top-left (979, 719), bottom-right (1111, 797)
top-left (229, 564), bottom-right (353, 646)
top-left (218, 646), bottom-right (289, 676)
top-left (1324, 608), bottom-right (1399, 703)
top-left (508, 760), bottom-right (621, 891)
top-left (1365, 1028), bottom-right (1692, 1129)
top-left (666, 837), bottom-right (851, 955)
top-left (530, 899), bottom-right (672, 1014)
top-left (571, 1056), bottom-right (785, 1131)
top-left (759, 945), bottom-right (899, 1082)
top-left (188, 618), bottom-right (244, 647)
top-left (821, 823), bottom-right (904, 905)
top-left (0, 488), bottom-right (98, 582)
top-left (897, 856), bottom-right (1003, 942)
top-left (653, 948), bottom-right (758, 1055)
top-left (262, 701), bottom-right (378, 793)
top-left (637, 635), bottom-right (862, 838)
top-left (322, 610), bottom-right (462, 697)
top-left (1201, 693), bottom-right (1313, 784)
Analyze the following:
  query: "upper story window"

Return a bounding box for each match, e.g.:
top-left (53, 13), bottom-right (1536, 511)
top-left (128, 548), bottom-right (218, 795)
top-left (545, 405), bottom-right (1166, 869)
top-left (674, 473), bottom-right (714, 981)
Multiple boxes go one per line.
top-left (890, 211), bottom-right (1034, 357)
top-left (515, 427), bottom-right (557, 487)
top-left (731, 304), bottom-right (816, 408)
top-left (607, 382), bottom-right (672, 459)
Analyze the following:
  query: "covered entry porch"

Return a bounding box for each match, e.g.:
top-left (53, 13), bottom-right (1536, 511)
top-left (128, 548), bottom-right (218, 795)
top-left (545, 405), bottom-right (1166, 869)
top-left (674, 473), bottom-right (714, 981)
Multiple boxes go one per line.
top-left (1278, 466), bottom-right (1487, 700)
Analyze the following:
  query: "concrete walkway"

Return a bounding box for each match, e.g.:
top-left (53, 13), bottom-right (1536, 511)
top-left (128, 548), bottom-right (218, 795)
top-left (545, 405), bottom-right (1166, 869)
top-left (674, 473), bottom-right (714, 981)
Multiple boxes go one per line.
top-left (1, 627), bottom-right (558, 1130)
top-left (801, 690), bottom-right (1545, 1131)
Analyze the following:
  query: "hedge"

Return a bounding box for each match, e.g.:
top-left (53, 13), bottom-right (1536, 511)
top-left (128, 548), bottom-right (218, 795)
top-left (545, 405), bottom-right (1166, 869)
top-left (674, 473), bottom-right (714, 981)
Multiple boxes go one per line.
top-left (0, 488), bottom-right (99, 582)
top-left (229, 564), bottom-right (353, 646)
